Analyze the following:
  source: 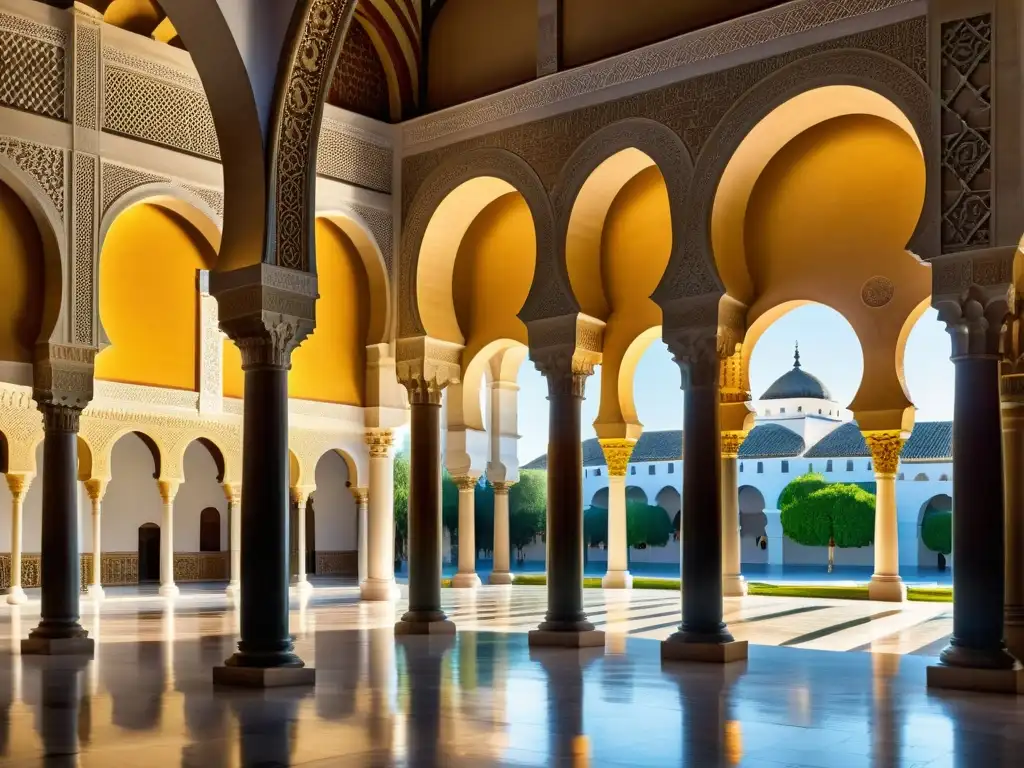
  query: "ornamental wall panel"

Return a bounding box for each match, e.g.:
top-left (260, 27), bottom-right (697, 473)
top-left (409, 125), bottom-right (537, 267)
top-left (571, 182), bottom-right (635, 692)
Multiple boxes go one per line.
top-left (0, 10), bottom-right (66, 120)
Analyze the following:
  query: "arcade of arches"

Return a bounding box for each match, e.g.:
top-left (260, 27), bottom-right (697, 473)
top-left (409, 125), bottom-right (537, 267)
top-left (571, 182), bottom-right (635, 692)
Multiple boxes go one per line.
top-left (2, 0), bottom-right (1024, 708)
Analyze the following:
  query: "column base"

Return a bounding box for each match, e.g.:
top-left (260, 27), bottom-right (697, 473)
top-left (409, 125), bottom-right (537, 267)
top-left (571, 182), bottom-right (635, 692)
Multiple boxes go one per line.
top-left (394, 617), bottom-right (456, 635)
top-left (22, 636), bottom-right (95, 657)
top-left (662, 633), bottom-right (747, 664)
top-left (927, 663), bottom-right (1024, 695)
top-left (158, 583), bottom-right (179, 598)
top-left (528, 628), bottom-right (606, 648)
top-left (6, 586), bottom-right (27, 605)
top-left (601, 570), bottom-right (632, 589)
top-left (488, 571), bottom-right (514, 585)
top-left (868, 575), bottom-right (906, 602)
top-left (451, 572), bottom-right (482, 589)
top-left (213, 665), bottom-right (316, 689)
top-left (290, 579), bottom-right (314, 595)
top-left (360, 578), bottom-right (400, 601)
top-left (87, 584), bottom-right (105, 601)
top-left (1006, 607), bottom-right (1024, 661)
top-left (723, 574), bottom-right (748, 598)
top-left (226, 581), bottom-right (240, 599)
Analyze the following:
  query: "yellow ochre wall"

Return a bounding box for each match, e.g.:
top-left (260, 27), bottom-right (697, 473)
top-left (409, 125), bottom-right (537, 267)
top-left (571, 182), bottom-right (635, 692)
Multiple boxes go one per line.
top-left (428, 0), bottom-right (535, 110)
top-left (222, 220), bottom-right (369, 406)
top-left (562, 0), bottom-right (786, 68)
top-left (97, 204), bottom-right (215, 391)
top-left (453, 193), bottom-right (536, 367)
top-left (744, 114), bottom-right (929, 422)
top-left (0, 180), bottom-right (43, 364)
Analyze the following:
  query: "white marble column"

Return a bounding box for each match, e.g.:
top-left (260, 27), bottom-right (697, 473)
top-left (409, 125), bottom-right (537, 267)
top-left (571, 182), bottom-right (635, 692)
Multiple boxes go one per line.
top-left (157, 480), bottom-right (179, 598)
top-left (85, 479), bottom-right (106, 600)
top-left (489, 482), bottom-right (514, 584)
top-left (291, 486), bottom-right (314, 594)
top-left (353, 487), bottom-right (369, 585)
top-left (362, 430), bottom-right (399, 601)
top-left (865, 431), bottom-right (907, 602)
top-left (224, 484), bottom-right (241, 598)
top-left (720, 432), bottom-right (747, 597)
top-left (453, 476), bottom-right (481, 588)
top-left (599, 440), bottom-right (634, 589)
top-left (5, 473), bottom-right (31, 605)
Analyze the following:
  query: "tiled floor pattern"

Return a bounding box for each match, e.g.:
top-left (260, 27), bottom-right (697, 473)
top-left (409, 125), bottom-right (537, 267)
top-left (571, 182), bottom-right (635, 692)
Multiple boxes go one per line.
top-left (0, 584), bottom-right (1012, 766)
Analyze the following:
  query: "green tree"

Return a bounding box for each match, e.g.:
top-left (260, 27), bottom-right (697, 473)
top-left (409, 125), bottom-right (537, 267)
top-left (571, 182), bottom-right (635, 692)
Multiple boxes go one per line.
top-left (475, 482), bottom-right (495, 555)
top-left (583, 506), bottom-right (607, 548)
top-left (509, 470), bottom-right (546, 562)
top-left (393, 453), bottom-right (410, 564)
top-left (781, 483), bottom-right (875, 550)
top-left (778, 472), bottom-right (829, 512)
top-left (626, 502), bottom-right (673, 549)
top-left (921, 509), bottom-right (952, 557)
top-left (441, 469), bottom-right (459, 544)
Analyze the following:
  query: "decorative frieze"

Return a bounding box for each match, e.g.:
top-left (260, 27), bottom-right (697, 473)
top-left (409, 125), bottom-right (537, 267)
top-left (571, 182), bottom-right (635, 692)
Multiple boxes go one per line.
top-left (73, 151), bottom-right (97, 345)
top-left (0, 11), bottom-right (66, 120)
top-left (317, 117), bottom-right (393, 194)
top-left (0, 137), bottom-right (66, 222)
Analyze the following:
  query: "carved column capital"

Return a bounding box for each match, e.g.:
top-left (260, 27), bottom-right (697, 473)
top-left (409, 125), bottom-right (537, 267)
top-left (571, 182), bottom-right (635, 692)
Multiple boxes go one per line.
top-left (157, 480), bottom-right (179, 504)
top-left (931, 249), bottom-right (1015, 359)
top-left (454, 475), bottom-right (479, 492)
top-left (84, 478), bottom-right (106, 504)
top-left (290, 485), bottom-right (315, 507)
top-left (863, 430), bottom-right (905, 477)
top-left (598, 439), bottom-right (636, 476)
top-left (396, 336), bottom-right (462, 405)
top-left (211, 264), bottom-right (318, 370)
top-left (350, 487), bottom-right (369, 505)
top-left (5, 473), bottom-right (32, 501)
top-left (660, 293), bottom-right (745, 390)
top-left (365, 429), bottom-right (394, 458)
top-left (526, 313), bottom-right (603, 398)
top-left (721, 431), bottom-right (748, 459)
top-left (222, 483), bottom-right (241, 503)
top-left (39, 403), bottom-right (83, 433)
top-left (33, 343), bottom-right (96, 414)
top-left (492, 481), bottom-right (514, 496)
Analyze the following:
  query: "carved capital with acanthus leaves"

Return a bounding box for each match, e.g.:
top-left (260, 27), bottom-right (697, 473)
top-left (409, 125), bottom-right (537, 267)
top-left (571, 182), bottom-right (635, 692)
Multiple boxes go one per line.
top-left (33, 343), bottom-right (96, 417)
top-left (526, 313), bottom-right (603, 397)
top-left (863, 430), bottom-right (906, 477)
top-left (454, 475), bottom-right (479, 492)
top-left (599, 439), bottom-right (635, 476)
top-left (211, 264), bottom-right (318, 370)
top-left (365, 429), bottom-right (394, 459)
top-left (396, 336), bottom-right (462, 405)
top-left (931, 249), bottom-right (1015, 360)
top-left (721, 431), bottom-right (748, 459)
top-left (661, 293), bottom-right (746, 390)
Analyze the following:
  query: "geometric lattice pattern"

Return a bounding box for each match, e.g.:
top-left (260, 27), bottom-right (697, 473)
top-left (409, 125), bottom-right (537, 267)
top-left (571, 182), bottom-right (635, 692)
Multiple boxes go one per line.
top-left (0, 28), bottom-right (65, 119)
top-left (349, 202), bottom-right (393, 273)
top-left (73, 152), bottom-right (97, 345)
top-left (939, 15), bottom-right (992, 254)
top-left (73, 23), bottom-right (99, 130)
top-left (317, 121), bottom-right (392, 194)
top-left (100, 161), bottom-right (223, 221)
top-left (0, 136), bottom-right (65, 220)
top-left (103, 66), bottom-right (220, 160)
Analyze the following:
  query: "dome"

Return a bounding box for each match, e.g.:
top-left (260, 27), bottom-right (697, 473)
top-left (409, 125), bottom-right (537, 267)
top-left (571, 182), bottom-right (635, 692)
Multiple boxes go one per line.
top-left (760, 344), bottom-right (832, 401)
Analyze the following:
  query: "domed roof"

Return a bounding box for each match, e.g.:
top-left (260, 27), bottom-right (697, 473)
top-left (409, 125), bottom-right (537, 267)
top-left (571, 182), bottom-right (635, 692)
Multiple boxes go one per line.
top-left (761, 344), bottom-right (832, 401)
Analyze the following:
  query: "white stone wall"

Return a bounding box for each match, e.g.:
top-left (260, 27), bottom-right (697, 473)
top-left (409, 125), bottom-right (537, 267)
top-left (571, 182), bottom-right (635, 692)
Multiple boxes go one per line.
top-left (173, 440), bottom-right (228, 551)
top-left (311, 450), bottom-right (356, 552)
top-left (101, 432), bottom-right (164, 552)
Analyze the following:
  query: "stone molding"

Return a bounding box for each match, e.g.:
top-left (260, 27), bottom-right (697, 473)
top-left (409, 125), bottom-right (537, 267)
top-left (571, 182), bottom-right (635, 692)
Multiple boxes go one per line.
top-left (598, 439), bottom-right (636, 477)
top-left (863, 430), bottom-right (905, 475)
top-left (402, 0), bottom-right (921, 149)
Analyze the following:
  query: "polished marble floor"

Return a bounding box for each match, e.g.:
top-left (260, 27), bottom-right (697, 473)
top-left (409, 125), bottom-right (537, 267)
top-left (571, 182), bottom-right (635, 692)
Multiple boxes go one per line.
top-left (0, 585), bottom-right (1017, 766)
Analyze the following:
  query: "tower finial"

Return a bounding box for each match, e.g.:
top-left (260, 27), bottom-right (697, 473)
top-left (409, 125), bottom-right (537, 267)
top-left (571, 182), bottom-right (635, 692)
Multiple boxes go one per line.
top-left (794, 342), bottom-right (801, 369)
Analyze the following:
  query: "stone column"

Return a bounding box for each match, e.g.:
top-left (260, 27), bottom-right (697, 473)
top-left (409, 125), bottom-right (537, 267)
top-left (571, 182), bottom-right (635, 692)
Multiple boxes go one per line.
top-left (528, 334), bottom-right (603, 648)
top-left (362, 430), bottom-right (399, 601)
top-left (489, 482), bottom-right (514, 584)
top-left (720, 431), bottom-right (747, 598)
top-left (224, 484), bottom-right (241, 598)
top-left (212, 268), bottom-right (317, 687)
top-left (290, 486), bottom-right (314, 594)
top-left (599, 439), bottom-right (634, 590)
top-left (662, 329), bottom-right (745, 663)
top-left (5, 473), bottom-right (31, 605)
top-left (23, 402), bottom-right (94, 656)
top-left (1003, 373), bottom-right (1024, 659)
top-left (928, 275), bottom-right (1019, 690)
top-left (396, 378), bottom-right (455, 635)
top-left (352, 487), bottom-right (369, 585)
top-left (157, 480), bottom-right (179, 598)
top-left (84, 479), bottom-right (106, 600)
top-left (452, 475), bottom-right (481, 588)
top-left (864, 431), bottom-right (907, 602)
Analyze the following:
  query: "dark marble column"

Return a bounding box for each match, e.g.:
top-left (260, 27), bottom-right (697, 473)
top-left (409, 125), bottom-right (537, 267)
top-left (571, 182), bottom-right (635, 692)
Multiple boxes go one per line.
top-left (662, 332), bottom-right (744, 662)
top-left (397, 382), bottom-right (454, 633)
top-left (23, 404), bottom-right (93, 656)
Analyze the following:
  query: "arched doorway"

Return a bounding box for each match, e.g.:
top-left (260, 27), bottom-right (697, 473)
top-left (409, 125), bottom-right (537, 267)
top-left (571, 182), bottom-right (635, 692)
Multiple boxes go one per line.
top-left (306, 499), bottom-right (316, 575)
top-left (919, 494), bottom-right (953, 570)
top-left (199, 508), bottom-right (220, 552)
top-left (138, 523), bottom-right (160, 582)
top-left (738, 485), bottom-right (768, 565)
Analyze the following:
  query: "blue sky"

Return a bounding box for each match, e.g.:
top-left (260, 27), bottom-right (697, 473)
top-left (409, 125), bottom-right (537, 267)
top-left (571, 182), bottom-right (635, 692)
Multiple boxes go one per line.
top-left (514, 305), bottom-right (955, 465)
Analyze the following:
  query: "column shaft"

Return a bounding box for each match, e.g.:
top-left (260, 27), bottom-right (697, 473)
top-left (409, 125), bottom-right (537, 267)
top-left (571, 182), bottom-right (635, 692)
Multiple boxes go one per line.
top-left (864, 432), bottom-right (905, 602)
top-left (399, 398), bottom-right (450, 628)
top-left (85, 479), bottom-right (106, 599)
top-left (226, 486), bottom-right (241, 597)
top-left (225, 365), bottom-right (304, 668)
top-left (290, 487), bottom-right (313, 593)
top-left (720, 454), bottom-right (746, 597)
top-left (602, 474), bottom-right (631, 589)
top-left (5, 474), bottom-right (30, 605)
top-left (1003, 390), bottom-right (1024, 658)
top-left (26, 405), bottom-right (90, 647)
top-left (355, 489), bottom-right (369, 584)
top-left (490, 483), bottom-right (514, 584)
top-left (942, 355), bottom-right (1014, 668)
top-left (539, 387), bottom-right (591, 632)
top-left (158, 481), bottom-right (179, 597)
top-left (453, 477), bottom-right (481, 588)
top-left (362, 432), bottom-right (397, 601)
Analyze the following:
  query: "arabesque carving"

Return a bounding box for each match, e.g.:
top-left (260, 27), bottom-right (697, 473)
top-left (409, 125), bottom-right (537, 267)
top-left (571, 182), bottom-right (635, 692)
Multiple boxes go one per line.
top-left (863, 430), bottom-right (905, 475)
top-left (599, 439), bottom-right (636, 476)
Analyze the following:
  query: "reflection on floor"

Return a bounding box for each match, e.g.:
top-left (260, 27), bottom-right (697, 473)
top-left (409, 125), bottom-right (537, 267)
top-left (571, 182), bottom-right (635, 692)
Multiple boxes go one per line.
top-left (0, 585), bottom-right (1012, 766)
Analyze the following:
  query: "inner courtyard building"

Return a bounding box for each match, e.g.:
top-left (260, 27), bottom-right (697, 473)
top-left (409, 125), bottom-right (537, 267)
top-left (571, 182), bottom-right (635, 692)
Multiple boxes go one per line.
top-left (0, 0), bottom-right (1024, 763)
